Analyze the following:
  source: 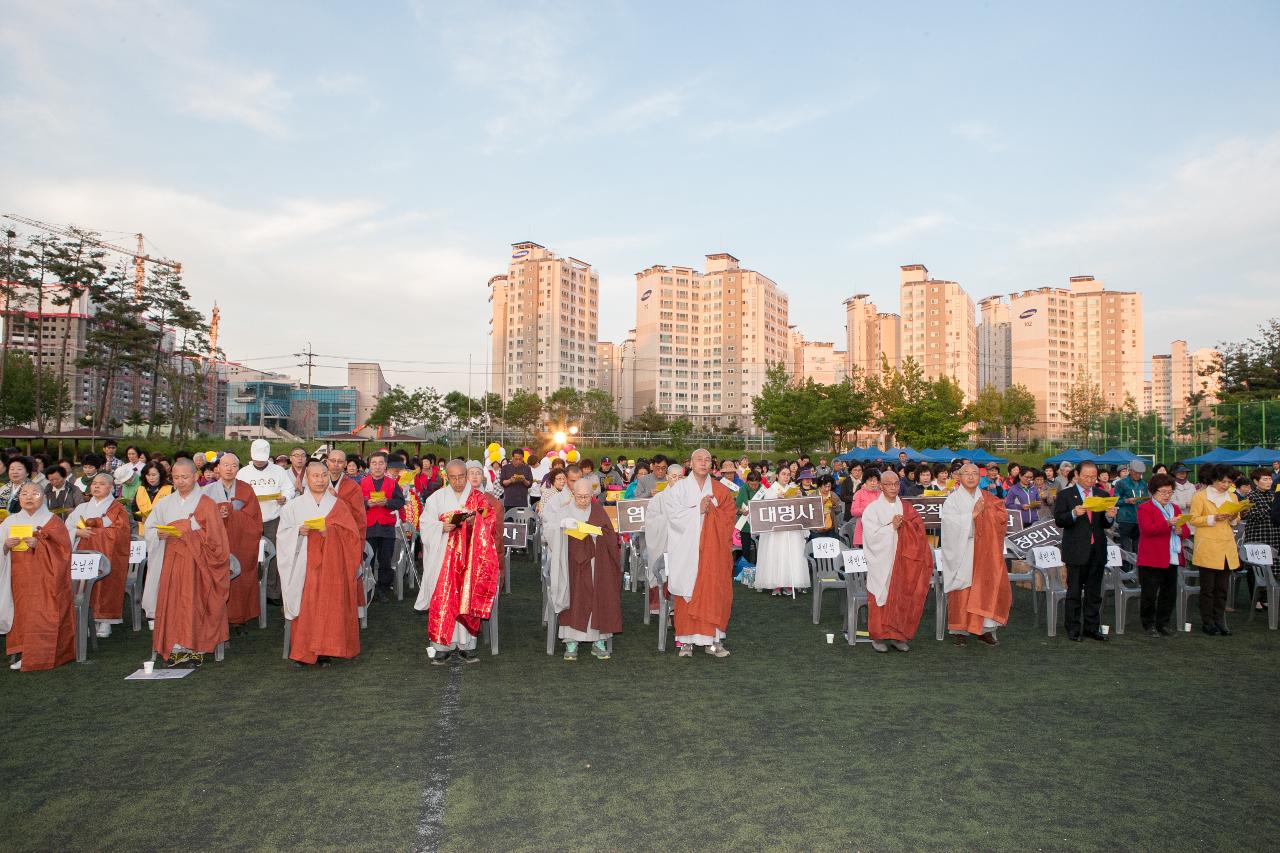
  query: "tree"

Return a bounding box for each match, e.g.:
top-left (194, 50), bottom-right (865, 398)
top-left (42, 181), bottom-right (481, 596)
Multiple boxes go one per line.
top-left (504, 390), bottom-right (544, 436)
top-left (18, 234), bottom-right (57, 433)
top-left (967, 386), bottom-right (1005, 439)
top-left (442, 390), bottom-right (479, 431)
top-left (624, 403), bottom-right (669, 433)
top-left (47, 228), bottom-right (105, 416)
top-left (669, 416), bottom-right (694, 447)
top-left (1001, 384), bottom-right (1038, 441)
top-left (821, 373), bottom-right (872, 452)
top-left (891, 376), bottom-right (969, 448)
top-left (0, 228), bottom-right (27, 404)
top-left (78, 263), bottom-right (156, 432)
top-left (143, 265), bottom-right (205, 436)
top-left (864, 356), bottom-right (930, 446)
top-left (367, 386), bottom-right (414, 433)
top-left (545, 386), bottom-right (583, 426)
top-left (580, 388), bottom-right (619, 433)
top-left (1061, 374), bottom-right (1107, 444)
top-left (751, 362), bottom-right (830, 454)
top-left (1213, 318), bottom-right (1279, 401)
top-left (0, 352), bottom-right (66, 428)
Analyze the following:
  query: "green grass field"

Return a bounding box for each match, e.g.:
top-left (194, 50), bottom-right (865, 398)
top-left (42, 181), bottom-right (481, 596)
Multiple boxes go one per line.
top-left (3, 552), bottom-right (1278, 852)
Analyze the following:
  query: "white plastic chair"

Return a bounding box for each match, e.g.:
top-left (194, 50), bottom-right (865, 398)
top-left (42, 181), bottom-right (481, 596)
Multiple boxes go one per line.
top-left (124, 538), bottom-right (146, 632)
top-left (70, 551), bottom-right (109, 663)
top-left (807, 537), bottom-right (845, 625)
top-left (1243, 543), bottom-right (1278, 630)
top-left (257, 537), bottom-right (274, 629)
top-left (1030, 546), bottom-right (1070, 637)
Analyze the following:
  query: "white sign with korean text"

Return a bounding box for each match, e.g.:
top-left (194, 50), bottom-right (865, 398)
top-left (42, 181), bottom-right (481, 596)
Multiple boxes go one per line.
top-left (71, 552), bottom-right (104, 580)
top-left (749, 496), bottom-right (825, 533)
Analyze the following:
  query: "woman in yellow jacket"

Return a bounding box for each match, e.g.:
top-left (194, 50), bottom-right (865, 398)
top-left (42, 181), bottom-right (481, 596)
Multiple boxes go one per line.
top-left (1189, 463), bottom-right (1243, 635)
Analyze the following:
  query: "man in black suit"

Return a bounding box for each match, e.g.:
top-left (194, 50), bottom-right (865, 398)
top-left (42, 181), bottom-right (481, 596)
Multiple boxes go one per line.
top-left (1054, 461), bottom-right (1119, 642)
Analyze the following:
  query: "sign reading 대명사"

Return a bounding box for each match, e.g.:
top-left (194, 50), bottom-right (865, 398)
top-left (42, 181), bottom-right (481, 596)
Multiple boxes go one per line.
top-left (749, 496), bottom-right (826, 533)
top-left (616, 499), bottom-right (650, 534)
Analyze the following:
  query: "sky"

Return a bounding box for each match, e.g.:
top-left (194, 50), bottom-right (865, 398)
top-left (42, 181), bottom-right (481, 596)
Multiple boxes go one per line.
top-left (3, 0), bottom-right (1278, 393)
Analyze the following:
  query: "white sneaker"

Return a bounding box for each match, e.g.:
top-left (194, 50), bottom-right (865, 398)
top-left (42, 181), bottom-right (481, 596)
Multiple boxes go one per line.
top-left (705, 642), bottom-right (731, 658)
top-left (96, 622), bottom-right (111, 638)
top-left (891, 640), bottom-right (910, 652)
top-left (677, 643), bottom-right (693, 657)
top-left (871, 640), bottom-right (888, 653)
top-left (9, 658), bottom-right (21, 670)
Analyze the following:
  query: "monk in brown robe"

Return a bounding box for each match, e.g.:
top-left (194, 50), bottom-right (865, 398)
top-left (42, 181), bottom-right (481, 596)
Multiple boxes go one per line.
top-left (277, 460), bottom-right (364, 667)
top-left (647, 449), bottom-right (736, 658)
top-left (941, 462), bottom-right (1012, 646)
top-left (142, 459), bottom-right (232, 665)
top-left (1, 483), bottom-right (75, 671)
top-left (326, 449), bottom-right (367, 540)
top-left (555, 479), bottom-right (622, 660)
top-left (862, 471), bottom-right (935, 651)
top-left (204, 452), bottom-right (264, 629)
top-left (67, 472), bottom-right (133, 639)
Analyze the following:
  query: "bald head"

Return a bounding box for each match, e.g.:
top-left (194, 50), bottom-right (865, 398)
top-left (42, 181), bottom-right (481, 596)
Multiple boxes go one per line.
top-left (326, 449), bottom-right (346, 479)
top-left (689, 448), bottom-right (711, 478)
top-left (445, 459), bottom-right (467, 493)
top-left (171, 458), bottom-right (197, 495)
top-left (958, 462), bottom-right (980, 492)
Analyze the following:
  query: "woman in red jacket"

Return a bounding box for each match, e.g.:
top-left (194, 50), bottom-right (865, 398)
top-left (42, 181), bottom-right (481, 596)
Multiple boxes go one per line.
top-left (1136, 472), bottom-right (1191, 636)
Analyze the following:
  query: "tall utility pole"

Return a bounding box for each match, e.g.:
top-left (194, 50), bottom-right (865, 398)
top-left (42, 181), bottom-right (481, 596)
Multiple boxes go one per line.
top-left (296, 342), bottom-right (316, 389)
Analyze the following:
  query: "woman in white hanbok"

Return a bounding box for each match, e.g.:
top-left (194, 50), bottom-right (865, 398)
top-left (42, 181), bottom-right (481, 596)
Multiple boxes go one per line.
top-left (751, 466), bottom-right (810, 594)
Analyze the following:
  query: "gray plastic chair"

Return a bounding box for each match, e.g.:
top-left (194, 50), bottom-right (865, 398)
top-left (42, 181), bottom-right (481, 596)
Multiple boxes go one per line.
top-left (842, 563), bottom-right (870, 646)
top-left (1003, 544), bottom-right (1041, 624)
top-left (1106, 549), bottom-right (1142, 634)
top-left (70, 551), bottom-right (109, 663)
top-left (480, 588), bottom-right (500, 655)
top-left (124, 538), bottom-right (146, 632)
top-left (837, 518), bottom-right (857, 548)
top-left (1243, 543), bottom-right (1279, 630)
top-left (806, 538), bottom-right (845, 625)
top-left (931, 548), bottom-right (948, 641)
top-left (1030, 546), bottom-right (1070, 637)
top-left (1176, 565), bottom-right (1201, 628)
top-left (257, 538), bottom-right (275, 629)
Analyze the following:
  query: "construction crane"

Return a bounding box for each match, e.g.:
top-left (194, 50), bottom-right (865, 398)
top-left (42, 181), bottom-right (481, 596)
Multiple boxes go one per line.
top-left (2, 213), bottom-right (182, 298)
top-left (207, 303), bottom-right (221, 433)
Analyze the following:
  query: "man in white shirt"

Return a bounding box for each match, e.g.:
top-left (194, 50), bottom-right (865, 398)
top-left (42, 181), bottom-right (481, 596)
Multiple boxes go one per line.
top-left (236, 439), bottom-right (296, 605)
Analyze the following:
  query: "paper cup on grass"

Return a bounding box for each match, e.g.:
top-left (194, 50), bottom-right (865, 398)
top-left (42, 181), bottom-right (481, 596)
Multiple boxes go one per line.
top-left (1184, 622), bottom-right (1193, 633)
top-left (142, 661), bottom-right (154, 675)
top-left (1101, 625), bottom-right (1110, 636)
top-left (825, 633), bottom-right (834, 644)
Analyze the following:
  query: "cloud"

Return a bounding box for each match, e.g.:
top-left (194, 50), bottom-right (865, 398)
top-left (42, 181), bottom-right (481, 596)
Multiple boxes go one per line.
top-left (693, 103), bottom-right (839, 139)
top-left (182, 70), bottom-right (291, 136)
top-left (316, 73), bottom-right (365, 94)
top-left (597, 88), bottom-right (690, 131)
top-left (950, 120), bottom-right (1007, 151)
top-left (857, 213), bottom-right (948, 247)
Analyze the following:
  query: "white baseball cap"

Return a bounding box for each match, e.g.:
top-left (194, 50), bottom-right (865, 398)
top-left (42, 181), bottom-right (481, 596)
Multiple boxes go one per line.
top-left (250, 439), bottom-right (271, 462)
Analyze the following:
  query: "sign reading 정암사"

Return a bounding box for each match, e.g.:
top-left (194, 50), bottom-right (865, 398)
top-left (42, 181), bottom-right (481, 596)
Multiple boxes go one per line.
top-left (616, 499), bottom-right (650, 534)
top-left (749, 496), bottom-right (825, 533)
top-left (1005, 519), bottom-right (1063, 556)
top-left (502, 522), bottom-right (528, 549)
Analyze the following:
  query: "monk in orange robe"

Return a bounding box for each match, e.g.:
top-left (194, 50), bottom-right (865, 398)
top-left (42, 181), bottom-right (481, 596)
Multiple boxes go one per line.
top-left (862, 471), bottom-right (935, 651)
top-left (648, 449), bottom-right (736, 657)
top-left (277, 460), bottom-right (364, 667)
top-left (326, 449), bottom-right (368, 540)
top-left (142, 459), bottom-right (232, 665)
top-left (941, 462), bottom-right (1012, 646)
top-left (204, 452), bottom-right (264, 628)
top-left (1, 483), bottom-right (75, 671)
top-left (67, 472), bottom-right (134, 639)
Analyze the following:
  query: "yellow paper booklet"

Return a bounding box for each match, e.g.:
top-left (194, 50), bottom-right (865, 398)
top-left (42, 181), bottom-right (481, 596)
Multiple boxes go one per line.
top-left (566, 527), bottom-right (587, 540)
top-left (256, 493), bottom-right (282, 502)
top-left (76, 517), bottom-right (87, 529)
top-left (0, 509), bottom-right (9, 521)
top-left (653, 481), bottom-right (668, 493)
top-left (398, 471), bottom-right (415, 487)
top-left (577, 522), bottom-right (602, 536)
top-left (303, 517), bottom-right (327, 532)
top-left (922, 489), bottom-right (948, 497)
top-left (155, 524), bottom-right (182, 538)
top-left (368, 491), bottom-right (385, 502)
top-left (1081, 496), bottom-right (1119, 511)
top-left (1216, 499), bottom-right (1253, 515)
top-left (10, 523), bottom-right (33, 551)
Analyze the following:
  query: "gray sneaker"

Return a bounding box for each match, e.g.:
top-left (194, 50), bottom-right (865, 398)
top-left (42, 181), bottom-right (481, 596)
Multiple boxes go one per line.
top-left (871, 640), bottom-right (888, 653)
top-left (891, 640), bottom-right (910, 652)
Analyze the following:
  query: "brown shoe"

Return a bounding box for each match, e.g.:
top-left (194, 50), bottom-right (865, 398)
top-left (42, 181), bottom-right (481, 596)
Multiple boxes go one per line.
top-left (978, 632), bottom-right (1000, 646)
top-left (953, 635), bottom-right (967, 646)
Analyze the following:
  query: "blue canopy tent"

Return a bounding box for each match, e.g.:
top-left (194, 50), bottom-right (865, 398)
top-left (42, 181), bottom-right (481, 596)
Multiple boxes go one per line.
top-left (965, 448), bottom-right (1009, 465)
top-left (1093, 449), bottom-right (1138, 466)
top-left (1181, 447), bottom-right (1240, 465)
top-left (835, 447), bottom-right (889, 463)
top-left (1043, 448), bottom-right (1096, 465)
top-left (919, 448), bottom-right (959, 463)
top-left (883, 446), bottom-right (928, 462)
top-left (1228, 446), bottom-right (1280, 466)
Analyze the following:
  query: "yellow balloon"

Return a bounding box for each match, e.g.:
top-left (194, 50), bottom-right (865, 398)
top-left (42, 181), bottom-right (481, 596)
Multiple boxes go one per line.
top-left (566, 450), bottom-right (580, 463)
top-left (205, 450), bottom-right (217, 463)
top-left (487, 442), bottom-right (499, 453)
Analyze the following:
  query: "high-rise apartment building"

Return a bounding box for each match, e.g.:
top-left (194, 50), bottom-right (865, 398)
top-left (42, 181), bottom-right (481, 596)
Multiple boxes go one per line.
top-left (1001, 276), bottom-right (1144, 438)
top-left (595, 335), bottom-right (637, 422)
top-left (489, 241), bottom-right (599, 401)
top-left (898, 264), bottom-right (978, 400)
top-left (1151, 340), bottom-right (1219, 431)
top-left (842, 294), bottom-right (900, 377)
top-left (788, 328), bottom-right (845, 385)
top-left (977, 295), bottom-right (1012, 393)
top-left (634, 252), bottom-right (788, 430)
top-left (347, 362), bottom-right (389, 429)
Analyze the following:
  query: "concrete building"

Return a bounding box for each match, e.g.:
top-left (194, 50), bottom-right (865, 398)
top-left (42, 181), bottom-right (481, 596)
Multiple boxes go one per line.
top-left (1151, 340), bottom-right (1219, 431)
top-left (898, 264), bottom-right (978, 400)
top-left (347, 362), bottom-right (390, 430)
top-left (977, 295), bottom-right (1012, 393)
top-left (489, 241), bottom-right (600, 401)
top-left (595, 330), bottom-right (638, 423)
top-left (634, 252), bottom-right (789, 431)
top-left (789, 328), bottom-right (846, 385)
top-left (1001, 276), bottom-right (1145, 439)
top-left (842, 294), bottom-right (900, 378)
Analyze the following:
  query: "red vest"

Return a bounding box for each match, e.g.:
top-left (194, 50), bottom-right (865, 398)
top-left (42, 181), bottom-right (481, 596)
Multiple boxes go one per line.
top-left (360, 476), bottom-right (397, 527)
